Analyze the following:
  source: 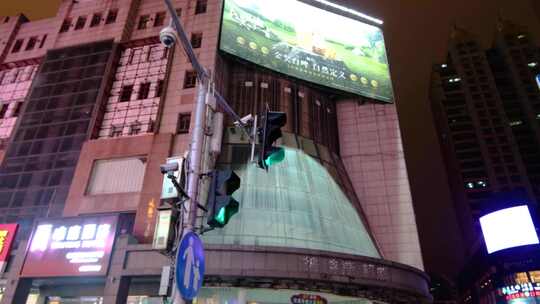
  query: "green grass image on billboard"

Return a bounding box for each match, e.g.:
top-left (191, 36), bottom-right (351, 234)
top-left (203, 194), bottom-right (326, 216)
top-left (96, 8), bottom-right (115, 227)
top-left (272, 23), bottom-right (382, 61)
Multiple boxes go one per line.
top-left (219, 0), bottom-right (394, 102)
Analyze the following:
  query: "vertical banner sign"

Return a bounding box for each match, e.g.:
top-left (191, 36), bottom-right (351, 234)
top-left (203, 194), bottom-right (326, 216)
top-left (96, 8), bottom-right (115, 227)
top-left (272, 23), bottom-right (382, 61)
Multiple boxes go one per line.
top-left (0, 224), bottom-right (18, 273)
top-left (21, 216), bottom-right (118, 277)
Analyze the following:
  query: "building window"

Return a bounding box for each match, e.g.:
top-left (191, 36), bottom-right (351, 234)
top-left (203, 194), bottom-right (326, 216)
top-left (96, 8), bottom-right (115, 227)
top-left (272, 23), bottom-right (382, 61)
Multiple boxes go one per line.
top-left (129, 121), bottom-right (142, 135)
top-left (105, 9), bottom-right (118, 24)
top-left (195, 0), bottom-right (207, 14)
top-left (39, 35), bottom-right (47, 48)
top-left (177, 113), bottom-right (191, 134)
top-left (86, 157), bottom-right (147, 195)
top-left (11, 39), bottom-right (24, 53)
top-left (110, 125), bottom-right (123, 137)
top-left (175, 8), bottom-right (182, 17)
top-left (183, 70), bottom-right (197, 88)
top-left (60, 18), bottom-right (71, 33)
top-left (138, 82), bottom-right (151, 100)
top-left (156, 80), bottom-right (164, 97)
top-left (190, 32), bottom-right (203, 48)
top-left (25, 37), bottom-right (38, 51)
top-left (12, 102), bottom-right (22, 117)
top-left (120, 85), bottom-right (133, 102)
top-left (137, 15), bottom-right (150, 30)
top-left (90, 12), bottom-right (102, 27)
top-left (0, 104), bottom-right (8, 118)
top-left (74, 16), bottom-right (87, 30)
top-left (154, 12), bottom-right (166, 27)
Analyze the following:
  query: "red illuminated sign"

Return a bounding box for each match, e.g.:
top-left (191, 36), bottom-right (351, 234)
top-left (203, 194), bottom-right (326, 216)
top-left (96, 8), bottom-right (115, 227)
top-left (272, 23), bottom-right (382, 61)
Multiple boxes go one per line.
top-left (21, 216), bottom-right (117, 277)
top-left (0, 224), bottom-right (18, 272)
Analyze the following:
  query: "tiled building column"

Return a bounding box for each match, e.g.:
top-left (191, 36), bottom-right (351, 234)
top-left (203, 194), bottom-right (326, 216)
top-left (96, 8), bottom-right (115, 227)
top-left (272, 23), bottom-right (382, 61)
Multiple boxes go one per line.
top-left (1, 241), bottom-right (31, 304)
top-left (103, 237), bottom-right (131, 304)
top-left (336, 100), bottom-right (424, 270)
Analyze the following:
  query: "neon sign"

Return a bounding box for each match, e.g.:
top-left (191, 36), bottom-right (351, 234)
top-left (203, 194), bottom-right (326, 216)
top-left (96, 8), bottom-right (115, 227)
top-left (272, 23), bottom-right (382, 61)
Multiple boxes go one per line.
top-left (21, 216), bottom-right (117, 277)
top-left (291, 294), bottom-right (328, 304)
top-left (0, 224), bottom-right (18, 273)
top-left (499, 283), bottom-right (540, 301)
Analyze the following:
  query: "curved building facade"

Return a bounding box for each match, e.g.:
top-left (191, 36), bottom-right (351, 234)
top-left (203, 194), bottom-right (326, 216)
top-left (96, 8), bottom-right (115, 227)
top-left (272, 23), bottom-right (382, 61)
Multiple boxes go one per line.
top-left (0, 0), bottom-right (430, 303)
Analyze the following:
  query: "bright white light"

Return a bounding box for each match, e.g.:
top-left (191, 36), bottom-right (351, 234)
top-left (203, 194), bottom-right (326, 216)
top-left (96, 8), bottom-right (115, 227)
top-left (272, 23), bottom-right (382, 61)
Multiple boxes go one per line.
top-left (441, 64), bottom-right (448, 68)
top-left (310, 0), bottom-right (383, 25)
top-left (81, 224), bottom-right (97, 240)
top-left (536, 74), bottom-right (540, 91)
top-left (517, 34), bottom-right (526, 39)
top-left (96, 224), bottom-right (110, 240)
top-left (529, 62), bottom-right (538, 68)
top-left (52, 226), bottom-right (67, 241)
top-left (66, 225), bottom-right (81, 241)
top-left (79, 265), bottom-right (102, 272)
top-left (480, 205), bottom-right (539, 254)
top-left (30, 225), bottom-right (52, 252)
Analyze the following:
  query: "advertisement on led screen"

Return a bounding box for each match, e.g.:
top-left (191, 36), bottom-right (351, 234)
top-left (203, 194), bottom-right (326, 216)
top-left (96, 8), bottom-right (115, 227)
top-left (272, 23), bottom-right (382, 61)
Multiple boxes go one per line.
top-left (21, 215), bottom-right (118, 277)
top-left (479, 205), bottom-right (539, 254)
top-left (219, 0), bottom-right (394, 102)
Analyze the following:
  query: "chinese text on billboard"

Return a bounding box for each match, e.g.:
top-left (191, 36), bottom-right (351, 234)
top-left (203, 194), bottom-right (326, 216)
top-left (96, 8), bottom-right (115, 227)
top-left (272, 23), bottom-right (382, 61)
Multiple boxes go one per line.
top-left (219, 0), bottom-right (394, 102)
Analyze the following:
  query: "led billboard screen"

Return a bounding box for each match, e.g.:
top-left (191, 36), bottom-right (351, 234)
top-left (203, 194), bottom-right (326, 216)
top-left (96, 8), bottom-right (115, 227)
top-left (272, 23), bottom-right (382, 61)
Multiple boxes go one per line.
top-left (21, 216), bottom-right (118, 277)
top-left (479, 205), bottom-right (539, 254)
top-left (219, 0), bottom-right (394, 102)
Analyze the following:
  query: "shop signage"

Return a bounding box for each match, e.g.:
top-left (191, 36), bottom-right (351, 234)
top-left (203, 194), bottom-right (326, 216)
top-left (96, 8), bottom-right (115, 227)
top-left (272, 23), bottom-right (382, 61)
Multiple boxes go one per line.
top-left (21, 216), bottom-right (117, 277)
top-left (291, 294), bottom-right (328, 304)
top-left (0, 224), bottom-right (18, 273)
top-left (499, 282), bottom-right (540, 301)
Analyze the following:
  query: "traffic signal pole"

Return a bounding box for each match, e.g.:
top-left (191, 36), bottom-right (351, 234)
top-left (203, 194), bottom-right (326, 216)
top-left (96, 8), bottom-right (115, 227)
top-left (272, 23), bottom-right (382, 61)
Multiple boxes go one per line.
top-left (160, 0), bottom-right (251, 302)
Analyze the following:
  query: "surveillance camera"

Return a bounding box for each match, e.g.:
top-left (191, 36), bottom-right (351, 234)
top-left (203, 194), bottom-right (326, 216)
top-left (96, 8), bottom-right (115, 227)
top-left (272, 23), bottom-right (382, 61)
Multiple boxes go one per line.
top-left (160, 26), bottom-right (177, 48)
top-left (160, 162), bottom-right (179, 175)
top-left (234, 114), bottom-right (253, 127)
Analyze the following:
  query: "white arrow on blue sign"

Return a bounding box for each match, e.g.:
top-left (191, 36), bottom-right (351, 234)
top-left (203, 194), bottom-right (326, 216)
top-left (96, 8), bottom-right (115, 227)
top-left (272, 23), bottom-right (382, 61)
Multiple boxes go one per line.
top-left (176, 232), bottom-right (205, 300)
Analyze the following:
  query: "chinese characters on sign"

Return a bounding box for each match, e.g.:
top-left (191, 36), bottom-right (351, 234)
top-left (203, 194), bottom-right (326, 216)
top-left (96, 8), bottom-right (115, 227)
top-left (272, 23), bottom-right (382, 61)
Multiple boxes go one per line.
top-left (0, 224), bottom-right (18, 273)
top-left (21, 216), bottom-right (117, 277)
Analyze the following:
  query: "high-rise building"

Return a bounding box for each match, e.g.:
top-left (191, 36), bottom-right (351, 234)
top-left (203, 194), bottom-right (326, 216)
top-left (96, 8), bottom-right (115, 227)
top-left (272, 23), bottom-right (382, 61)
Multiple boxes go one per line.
top-left (0, 1), bottom-right (430, 303)
top-left (431, 20), bottom-right (540, 304)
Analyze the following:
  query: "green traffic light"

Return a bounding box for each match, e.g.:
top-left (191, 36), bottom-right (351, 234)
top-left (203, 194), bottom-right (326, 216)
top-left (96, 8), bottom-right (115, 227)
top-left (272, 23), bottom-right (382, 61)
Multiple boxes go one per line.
top-left (215, 207), bottom-right (226, 225)
top-left (264, 147), bottom-right (285, 167)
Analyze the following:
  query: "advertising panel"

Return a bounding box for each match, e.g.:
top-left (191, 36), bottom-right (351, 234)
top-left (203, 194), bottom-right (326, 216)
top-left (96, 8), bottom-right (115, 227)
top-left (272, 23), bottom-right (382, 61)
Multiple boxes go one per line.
top-left (219, 0), bottom-right (394, 102)
top-left (479, 205), bottom-right (539, 254)
top-left (21, 216), bottom-right (118, 277)
top-left (0, 224), bottom-right (18, 273)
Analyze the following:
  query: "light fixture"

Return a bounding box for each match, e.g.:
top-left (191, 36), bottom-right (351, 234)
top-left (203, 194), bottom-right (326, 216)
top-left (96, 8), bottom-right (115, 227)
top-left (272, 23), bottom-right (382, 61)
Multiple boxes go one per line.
top-left (311, 0), bottom-right (384, 25)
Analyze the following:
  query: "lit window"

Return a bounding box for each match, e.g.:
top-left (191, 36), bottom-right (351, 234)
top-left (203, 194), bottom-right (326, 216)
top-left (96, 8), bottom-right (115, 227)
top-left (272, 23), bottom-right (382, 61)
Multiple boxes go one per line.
top-left (509, 120), bottom-right (523, 127)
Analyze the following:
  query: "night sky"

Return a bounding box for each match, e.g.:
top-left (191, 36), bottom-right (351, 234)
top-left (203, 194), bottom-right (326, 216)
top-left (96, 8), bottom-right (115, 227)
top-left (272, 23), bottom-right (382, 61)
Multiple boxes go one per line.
top-left (1, 0), bottom-right (540, 279)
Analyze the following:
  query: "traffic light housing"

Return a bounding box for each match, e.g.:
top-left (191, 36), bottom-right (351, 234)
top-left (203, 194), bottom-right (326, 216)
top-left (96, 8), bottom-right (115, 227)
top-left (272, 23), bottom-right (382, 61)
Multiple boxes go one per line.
top-left (258, 109), bottom-right (287, 170)
top-left (207, 170), bottom-right (241, 228)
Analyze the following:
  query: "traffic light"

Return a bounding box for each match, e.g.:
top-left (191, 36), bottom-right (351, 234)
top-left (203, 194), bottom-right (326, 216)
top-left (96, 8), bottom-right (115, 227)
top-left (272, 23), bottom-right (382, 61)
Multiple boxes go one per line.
top-left (207, 170), bottom-right (241, 228)
top-left (258, 109), bottom-right (287, 170)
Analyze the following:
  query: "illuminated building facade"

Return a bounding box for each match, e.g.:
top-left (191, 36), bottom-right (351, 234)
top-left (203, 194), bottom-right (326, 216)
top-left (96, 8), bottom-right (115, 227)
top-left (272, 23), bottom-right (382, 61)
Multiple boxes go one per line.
top-left (0, 0), bottom-right (430, 303)
top-left (431, 21), bottom-right (540, 304)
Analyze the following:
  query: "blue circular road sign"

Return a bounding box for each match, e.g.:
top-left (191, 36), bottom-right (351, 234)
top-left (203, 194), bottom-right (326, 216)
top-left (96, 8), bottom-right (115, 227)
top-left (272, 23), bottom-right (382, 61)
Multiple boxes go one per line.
top-left (176, 232), bottom-right (205, 300)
